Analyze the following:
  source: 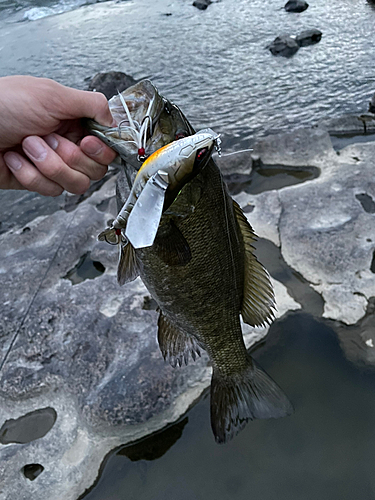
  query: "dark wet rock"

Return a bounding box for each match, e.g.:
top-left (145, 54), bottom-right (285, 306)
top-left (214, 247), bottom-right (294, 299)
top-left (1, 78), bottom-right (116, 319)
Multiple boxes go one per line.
top-left (193, 0), bottom-right (212, 10)
top-left (87, 71), bottom-right (137, 99)
top-left (296, 29), bottom-right (322, 47)
top-left (369, 93), bottom-right (375, 113)
top-left (267, 35), bottom-right (299, 57)
top-left (319, 114), bottom-right (375, 135)
top-left (284, 0), bottom-right (309, 12)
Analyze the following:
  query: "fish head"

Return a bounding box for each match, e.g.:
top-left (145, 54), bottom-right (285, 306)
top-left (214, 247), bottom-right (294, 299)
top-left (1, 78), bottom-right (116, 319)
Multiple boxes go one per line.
top-left (84, 79), bottom-right (194, 173)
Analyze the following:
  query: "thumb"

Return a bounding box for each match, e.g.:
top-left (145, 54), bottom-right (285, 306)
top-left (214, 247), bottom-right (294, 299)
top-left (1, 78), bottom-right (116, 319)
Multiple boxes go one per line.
top-left (59, 85), bottom-right (116, 127)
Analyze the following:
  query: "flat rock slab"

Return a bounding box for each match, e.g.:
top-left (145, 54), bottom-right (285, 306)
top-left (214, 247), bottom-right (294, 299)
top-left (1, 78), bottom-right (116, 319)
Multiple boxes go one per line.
top-left (237, 128), bottom-right (375, 325)
top-left (0, 176), bottom-right (299, 500)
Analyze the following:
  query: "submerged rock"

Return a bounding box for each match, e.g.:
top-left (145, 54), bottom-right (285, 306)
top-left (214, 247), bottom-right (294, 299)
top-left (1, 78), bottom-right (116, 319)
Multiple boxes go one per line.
top-left (193, 0), bottom-right (212, 10)
top-left (296, 29), bottom-right (322, 47)
top-left (284, 0), bottom-right (309, 12)
top-left (87, 71), bottom-right (137, 99)
top-left (267, 35), bottom-right (299, 57)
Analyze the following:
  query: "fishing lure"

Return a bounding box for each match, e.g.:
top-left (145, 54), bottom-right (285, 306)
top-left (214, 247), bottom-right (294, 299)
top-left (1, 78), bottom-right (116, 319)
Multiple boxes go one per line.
top-left (98, 128), bottom-right (221, 249)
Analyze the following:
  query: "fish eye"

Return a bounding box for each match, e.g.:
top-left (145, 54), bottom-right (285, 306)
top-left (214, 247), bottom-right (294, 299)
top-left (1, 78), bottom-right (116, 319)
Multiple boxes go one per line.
top-left (175, 130), bottom-right (188, 140)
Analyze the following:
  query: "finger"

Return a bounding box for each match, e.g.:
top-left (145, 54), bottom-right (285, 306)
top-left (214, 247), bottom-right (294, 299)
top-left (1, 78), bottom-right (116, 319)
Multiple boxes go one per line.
top-left (57, 84), bottom-right (116, 127)
top-left (0, 154), bottom-right (25, 190)
top-left (43, 134), bottom-right (112, 181)
top-left (3, 151), bottom-right (64, 197)
top-left (22, 136), bottom-right (90, 195)
top-left (79, 136), bottom-right (117, 165)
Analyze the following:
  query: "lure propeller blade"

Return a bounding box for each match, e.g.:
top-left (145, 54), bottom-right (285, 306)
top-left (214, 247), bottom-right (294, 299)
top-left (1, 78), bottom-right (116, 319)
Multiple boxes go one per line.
top-left (125, 170), bottom-right (169, 249)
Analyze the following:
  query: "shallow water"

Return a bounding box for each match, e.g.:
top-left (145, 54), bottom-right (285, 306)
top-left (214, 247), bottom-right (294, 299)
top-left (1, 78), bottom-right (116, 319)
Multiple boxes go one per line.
top-left (82, 311), bottom-right (375, 500)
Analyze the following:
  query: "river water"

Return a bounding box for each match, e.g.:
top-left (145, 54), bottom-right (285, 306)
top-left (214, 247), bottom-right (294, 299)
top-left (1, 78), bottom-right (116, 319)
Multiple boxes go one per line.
top-left (0, 0), bottom-right (374, 148)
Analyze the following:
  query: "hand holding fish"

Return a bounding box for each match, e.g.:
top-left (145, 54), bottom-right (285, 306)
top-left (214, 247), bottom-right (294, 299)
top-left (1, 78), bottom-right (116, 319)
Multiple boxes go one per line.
top-left (0, 75), bottom-right (117, 196)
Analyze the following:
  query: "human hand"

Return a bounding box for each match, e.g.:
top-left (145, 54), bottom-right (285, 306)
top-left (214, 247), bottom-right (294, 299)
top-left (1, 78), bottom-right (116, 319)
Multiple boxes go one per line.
top-left (0, 75), bottom-right (118, 196)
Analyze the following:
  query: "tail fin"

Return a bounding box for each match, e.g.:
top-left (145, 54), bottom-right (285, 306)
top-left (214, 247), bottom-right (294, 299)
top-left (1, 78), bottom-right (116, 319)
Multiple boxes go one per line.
top-left (210, 355), bottom-right (293, 444)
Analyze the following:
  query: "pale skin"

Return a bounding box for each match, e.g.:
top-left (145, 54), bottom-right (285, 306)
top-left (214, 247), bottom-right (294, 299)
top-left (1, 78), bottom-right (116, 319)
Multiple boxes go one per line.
top-left (0, 75), bottom-right (118, 196)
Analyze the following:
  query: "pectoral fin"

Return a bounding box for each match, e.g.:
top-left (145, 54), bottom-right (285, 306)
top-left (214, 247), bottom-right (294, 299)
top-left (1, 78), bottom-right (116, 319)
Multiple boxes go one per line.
top-left (153, 221), bottom-right (192, 266)
top-left (117, 242), bottom-right (139, 285)
top-left (157, 311), bottom-right (201, 367)
top-left (233, 201), bottom-right (276, 327)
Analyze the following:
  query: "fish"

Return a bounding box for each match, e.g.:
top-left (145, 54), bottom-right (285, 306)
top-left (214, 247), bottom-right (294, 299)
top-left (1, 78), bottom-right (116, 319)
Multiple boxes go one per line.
top-left (86, 80), bottom-right (293, 443)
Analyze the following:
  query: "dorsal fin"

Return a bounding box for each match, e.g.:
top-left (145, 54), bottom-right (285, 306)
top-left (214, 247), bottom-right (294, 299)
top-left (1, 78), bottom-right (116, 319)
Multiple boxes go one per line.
top-left (158, 311), bottom-right (201, 367)
top-left (233, 201), bottom-right (276, 327)
top-left (117, 242), bottom-right (139, 286)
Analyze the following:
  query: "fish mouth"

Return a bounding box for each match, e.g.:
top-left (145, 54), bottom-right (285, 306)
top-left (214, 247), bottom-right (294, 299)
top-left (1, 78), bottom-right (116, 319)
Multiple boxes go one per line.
top-left (85, 79), bottom-right (193, 169)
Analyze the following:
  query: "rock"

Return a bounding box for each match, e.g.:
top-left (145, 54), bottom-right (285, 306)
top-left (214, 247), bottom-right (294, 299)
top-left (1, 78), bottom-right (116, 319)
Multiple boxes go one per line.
top-left (368, 93), bottom-right (375, 114)
top-left (0, 174), bottom-right (299, 500)
top-left (193, 0), bottom-right (212, 10)
top-left (267, 35), bottom-right (299, 57)
top-left (319, 114), bottom-right (375, 135)
top-left (87, 71), bottom-right (137, 99)
top-left (296, 29), bottom-right (322, 47)
top-left (284, 0), bottom-right (309, 12)
top-left (241, 128), bottom-right (375, 325)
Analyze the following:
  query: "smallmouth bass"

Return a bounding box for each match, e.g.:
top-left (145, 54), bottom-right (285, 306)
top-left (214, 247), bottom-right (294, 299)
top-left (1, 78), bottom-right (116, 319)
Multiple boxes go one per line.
top-left (86, 80), bottom-right (293, 443)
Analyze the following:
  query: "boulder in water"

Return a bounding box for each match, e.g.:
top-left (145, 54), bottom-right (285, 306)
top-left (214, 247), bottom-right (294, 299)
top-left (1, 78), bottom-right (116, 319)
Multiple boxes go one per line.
top-left (193, 0), bottom-right (212, 10)
top-left (296, 29), bottom-right (322, 47)
top-left (87, 71), bottom-right (137, 99)
top-left (267, 35), bottom-right (299, 57)
top-left (284, 0), bottom-right (309, 12)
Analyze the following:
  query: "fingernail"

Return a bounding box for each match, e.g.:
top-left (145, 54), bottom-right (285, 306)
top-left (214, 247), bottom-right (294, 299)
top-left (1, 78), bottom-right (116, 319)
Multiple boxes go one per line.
top-left (44, 134), bottom-right (59, 151)
top-left (83, 142), bottom-right (104, 156)
top-left (23, 137), bottom-right (47, 161)
top-left (4, 152), bottom-right (22, 171)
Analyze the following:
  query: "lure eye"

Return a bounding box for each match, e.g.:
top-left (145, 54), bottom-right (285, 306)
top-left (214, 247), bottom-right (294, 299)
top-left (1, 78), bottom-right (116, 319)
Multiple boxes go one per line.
top-left (193, 146), bottom-right (212, 172)
top-left (197, 147), bottom-right (208, 159)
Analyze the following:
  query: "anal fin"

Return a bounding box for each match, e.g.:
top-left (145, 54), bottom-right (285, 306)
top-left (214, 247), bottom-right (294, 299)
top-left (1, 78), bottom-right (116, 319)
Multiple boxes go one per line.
top-left (233, 201), bottom-right (276, 327)
top-left (158, 311), bottom-right (201, 367)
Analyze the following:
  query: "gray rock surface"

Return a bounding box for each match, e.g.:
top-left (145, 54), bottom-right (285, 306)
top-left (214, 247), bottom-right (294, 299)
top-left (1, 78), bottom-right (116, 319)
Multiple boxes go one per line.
top-left (267, 35), bottom-right (300, 57)
top-left (235, 128), bottom-right (375, 325)
top-left (0, 175), bottom-right (299, 500)
top-left (2, 113), bottom-right (374, 499)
